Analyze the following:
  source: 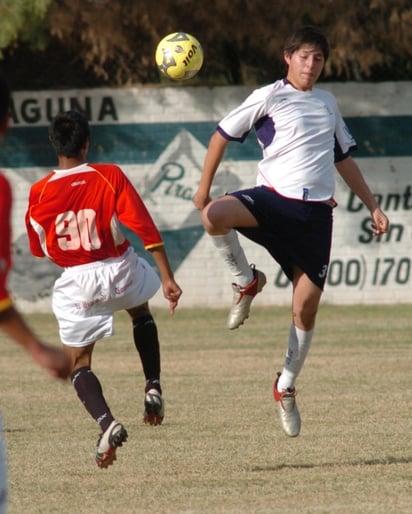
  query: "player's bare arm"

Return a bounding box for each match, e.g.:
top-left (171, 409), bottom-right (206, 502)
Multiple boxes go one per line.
top-left (193, 132), bottom-right (229, 210)
top-left (0, 306), bottom-right (71, 380)
top-left (335, 156), bottom-right (389, 236)
top-left (149, 246), bottom-right (182, 314)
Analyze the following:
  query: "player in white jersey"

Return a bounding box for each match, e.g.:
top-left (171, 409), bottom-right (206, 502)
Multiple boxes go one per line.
top-left (193, 26), bottom-right (389, 438)
top-left (218, 80), bottom-right (356, 201)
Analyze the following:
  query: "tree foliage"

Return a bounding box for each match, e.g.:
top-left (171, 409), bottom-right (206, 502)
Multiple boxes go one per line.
top-left (0, 0), bottom-right (52, 57)
top-left (1, 0), bottom-right (412, 88)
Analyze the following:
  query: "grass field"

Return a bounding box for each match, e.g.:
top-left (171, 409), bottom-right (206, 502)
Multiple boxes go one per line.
top-left (1, 305), bottom-right (411, 514)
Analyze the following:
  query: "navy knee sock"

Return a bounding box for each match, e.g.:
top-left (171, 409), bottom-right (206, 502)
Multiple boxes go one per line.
top-left (133, 314), bottom-right (161, 392)
top-left (71, 366), bottom-right (114, 432)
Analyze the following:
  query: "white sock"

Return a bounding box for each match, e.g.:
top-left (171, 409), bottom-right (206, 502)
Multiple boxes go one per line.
top-left (211, 230), bottom-right (253, 286)
top-left (277, 324), bottom-right (314, 391)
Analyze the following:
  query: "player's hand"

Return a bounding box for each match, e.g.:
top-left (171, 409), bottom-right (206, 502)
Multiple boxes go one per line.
top-left (163, 280), bottom-right (183, 314)
top-left (192, 190), bottom-right (211, 211)
top-left (29, 342), bottom-right (71, 380)
top-left (370, 207), bottom-right (389, 236)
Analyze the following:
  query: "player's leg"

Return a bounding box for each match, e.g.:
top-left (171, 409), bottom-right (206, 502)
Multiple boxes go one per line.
top-left (279, 269), bottom-right (321, 388)
top-left (67, 343), bottom-right (115, 429)
top-left (202, 194), bottom-right (257, 282)
top-left (274, 269), bottom-right (322, 437)
top-left (202, 194), bottom-right (266, 329)
top-left (127, 303), bottom-right (164, 425)
top-left (65, 344), bottom-right (127, 468)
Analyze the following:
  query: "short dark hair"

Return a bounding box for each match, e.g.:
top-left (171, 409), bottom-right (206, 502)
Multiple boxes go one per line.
top-left (49, 110), bottom-right (90, 157)
top-left (283, 26), bottom-right (329, 61)
top-left (0, 74), bottom-right (11, 123)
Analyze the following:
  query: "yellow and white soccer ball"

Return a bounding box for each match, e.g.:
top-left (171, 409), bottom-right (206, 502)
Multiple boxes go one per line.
top-left (155, 32), bottom-right (204, 81)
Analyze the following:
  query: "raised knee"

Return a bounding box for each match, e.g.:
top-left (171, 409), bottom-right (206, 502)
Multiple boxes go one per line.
top-left (201, 203), bottom-right (213, 229)
top-left (201, 201), bottom-right (225, 234)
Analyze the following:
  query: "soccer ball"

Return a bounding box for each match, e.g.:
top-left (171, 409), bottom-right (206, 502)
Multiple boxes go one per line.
top-left (155, 32), bottom-right (204, 81)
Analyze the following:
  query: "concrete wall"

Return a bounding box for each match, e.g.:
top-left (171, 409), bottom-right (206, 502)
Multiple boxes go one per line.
top-left (2, 82), bottom-right (411, 311)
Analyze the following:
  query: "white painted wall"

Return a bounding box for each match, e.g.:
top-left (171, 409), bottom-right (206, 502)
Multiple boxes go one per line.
top-left (5, 83), bottom-right (411, 311)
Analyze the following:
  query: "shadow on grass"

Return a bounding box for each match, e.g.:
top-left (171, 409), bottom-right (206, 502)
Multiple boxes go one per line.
top-left (251, 455), bottom-right (412, 471)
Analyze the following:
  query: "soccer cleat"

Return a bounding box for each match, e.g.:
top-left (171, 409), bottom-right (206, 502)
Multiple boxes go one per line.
top-left (143, 388), bottom-right (164, 426)
top-left (95, 420), bottom-right (128, 469)
top-left (273, 373), bottom-right (301, 437)
top-left (227, 265), bottom-right (267, 329)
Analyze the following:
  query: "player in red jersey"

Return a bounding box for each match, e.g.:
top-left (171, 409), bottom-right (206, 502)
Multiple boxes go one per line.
top-left (0, 76), bottom-right (70, 513)
top-left (25, 110), bottom-right (182, 468)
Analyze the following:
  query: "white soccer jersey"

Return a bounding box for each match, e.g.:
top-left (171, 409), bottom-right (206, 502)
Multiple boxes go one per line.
top-left (217, 79), bottom-right (357, 201)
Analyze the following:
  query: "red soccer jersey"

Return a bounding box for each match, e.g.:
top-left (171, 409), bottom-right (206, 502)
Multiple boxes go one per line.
top-left (26, 163), bottom-right (164, 268)
top-left (0, 172), bottom-right (13, 312)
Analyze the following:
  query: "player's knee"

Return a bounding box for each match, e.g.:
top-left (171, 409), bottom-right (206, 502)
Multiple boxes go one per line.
top-left (127, 303), bottom-right (150, 320)
top-left (201, 201), bottom-right (226, 234)
top-left (293, 301), bottom-right (319, 330)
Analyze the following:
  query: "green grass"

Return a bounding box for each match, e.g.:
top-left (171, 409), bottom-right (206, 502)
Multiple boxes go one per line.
top-left (1, 305), bottom-right (411, 513)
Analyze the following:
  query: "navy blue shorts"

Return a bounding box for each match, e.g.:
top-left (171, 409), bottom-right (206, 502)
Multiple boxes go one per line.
top-left (229, 186), bottom-right (333, 290)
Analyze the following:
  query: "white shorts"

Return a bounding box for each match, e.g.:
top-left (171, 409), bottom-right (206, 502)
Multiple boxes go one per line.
top-left (52, 247), bottom-right (161, 347)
